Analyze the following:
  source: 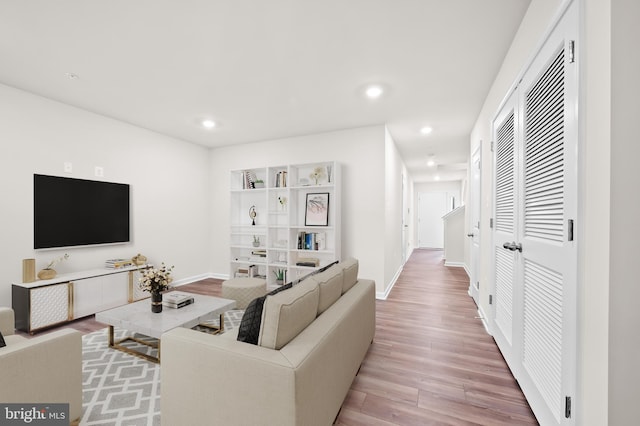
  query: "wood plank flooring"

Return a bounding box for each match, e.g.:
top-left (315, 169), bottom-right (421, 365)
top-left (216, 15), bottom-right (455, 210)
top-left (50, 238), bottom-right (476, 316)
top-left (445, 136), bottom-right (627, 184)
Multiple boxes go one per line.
top-left (36, 248), bottom-right (538, 425)
top-left (335, 249), bottom-right (537, 425)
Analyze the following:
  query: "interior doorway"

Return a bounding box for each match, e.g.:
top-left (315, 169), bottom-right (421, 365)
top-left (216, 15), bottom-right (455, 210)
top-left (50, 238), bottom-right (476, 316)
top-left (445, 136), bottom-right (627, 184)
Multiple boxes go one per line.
top-left (469, 146), bottom-right (481, 304)
top-left (417, 192), bottom-right (448, 248)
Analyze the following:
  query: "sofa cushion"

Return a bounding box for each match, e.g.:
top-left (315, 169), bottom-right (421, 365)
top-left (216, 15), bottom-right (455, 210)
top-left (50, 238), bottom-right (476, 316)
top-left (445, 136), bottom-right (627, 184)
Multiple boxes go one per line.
top-left (309, 265), bottom-right (343, 315)
top-left (237, 283), bottom-right (293, 345)
top-left (341, 258), bottom-right (359, 293)
top-left (258, 278), bottom-right (319, 350)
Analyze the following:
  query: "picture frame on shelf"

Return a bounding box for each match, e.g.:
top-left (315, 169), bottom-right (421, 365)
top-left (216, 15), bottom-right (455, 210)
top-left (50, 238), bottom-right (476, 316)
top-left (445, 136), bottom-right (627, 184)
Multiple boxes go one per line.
top-left (304, 192), bottom-right (329, 226)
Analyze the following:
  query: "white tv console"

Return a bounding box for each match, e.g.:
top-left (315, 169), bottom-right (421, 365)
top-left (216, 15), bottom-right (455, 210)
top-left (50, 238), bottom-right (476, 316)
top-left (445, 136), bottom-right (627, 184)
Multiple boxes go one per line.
top-left (12, 265), bottom-right (150, 334)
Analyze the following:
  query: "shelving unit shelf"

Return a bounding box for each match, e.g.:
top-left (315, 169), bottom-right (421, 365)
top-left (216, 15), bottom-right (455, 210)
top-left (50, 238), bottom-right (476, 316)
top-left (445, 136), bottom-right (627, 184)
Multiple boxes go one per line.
top-left (230, 161), bottom-right (340, 287)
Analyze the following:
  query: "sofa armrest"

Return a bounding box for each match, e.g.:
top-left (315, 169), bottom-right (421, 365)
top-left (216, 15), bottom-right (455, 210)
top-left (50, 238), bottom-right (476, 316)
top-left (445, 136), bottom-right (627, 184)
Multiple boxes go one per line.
top-left (161, 327), bottom-right (299, 426)
top-left (0, 328), bottom-right (83, 422)
top-left (0, 307), bottom-right (15, 336)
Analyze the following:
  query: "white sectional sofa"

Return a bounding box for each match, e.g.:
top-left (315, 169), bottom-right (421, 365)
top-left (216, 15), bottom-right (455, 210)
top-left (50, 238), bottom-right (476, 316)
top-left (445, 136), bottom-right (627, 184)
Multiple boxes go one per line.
top-left (161, 259), bottom-right (375, 426)
top-left (0, 307), bottom-right (83, 424)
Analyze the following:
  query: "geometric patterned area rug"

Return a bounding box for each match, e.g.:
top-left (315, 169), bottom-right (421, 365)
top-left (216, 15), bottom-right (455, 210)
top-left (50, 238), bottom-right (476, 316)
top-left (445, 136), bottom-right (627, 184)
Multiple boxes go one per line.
top-left (80, 310), bottom-right (244, 425)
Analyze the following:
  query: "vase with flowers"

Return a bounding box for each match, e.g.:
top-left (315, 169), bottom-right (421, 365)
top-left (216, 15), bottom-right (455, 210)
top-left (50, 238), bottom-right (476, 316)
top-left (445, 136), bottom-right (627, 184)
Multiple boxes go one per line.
top-left (309, 166), bottom-right (326, 185)
top-left (38, 253), bottom-right (69, 280)
top-left (138, 263), bottom-right (174, 313)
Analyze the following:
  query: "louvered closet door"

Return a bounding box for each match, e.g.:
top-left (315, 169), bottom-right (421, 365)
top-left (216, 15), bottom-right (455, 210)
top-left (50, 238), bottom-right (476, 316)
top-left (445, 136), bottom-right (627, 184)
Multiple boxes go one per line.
top-left (490, 2), bottom-right (578, 425)
top-left (516, 4), bottom-right (577, 424)
top-left (491, 93), bottom-right (520, 366)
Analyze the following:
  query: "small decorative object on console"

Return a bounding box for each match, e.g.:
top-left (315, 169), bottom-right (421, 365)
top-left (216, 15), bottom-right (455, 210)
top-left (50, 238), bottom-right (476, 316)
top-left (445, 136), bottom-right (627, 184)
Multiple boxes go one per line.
top-left (105, 258), bottom-right (133, 269)
top-left (131, 253), bottom-right (148, 266)
top-left (37, 253), bottom-right (69, 280)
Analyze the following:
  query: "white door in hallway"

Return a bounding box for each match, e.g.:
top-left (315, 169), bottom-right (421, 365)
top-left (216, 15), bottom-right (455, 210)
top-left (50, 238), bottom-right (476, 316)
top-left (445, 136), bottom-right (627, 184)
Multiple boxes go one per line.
top-left (417, 192), bottom-right (447, 248)
top-left (469, 146), bottom-right (482, 304)
top-left (490, 2), bottom-right (577, 425)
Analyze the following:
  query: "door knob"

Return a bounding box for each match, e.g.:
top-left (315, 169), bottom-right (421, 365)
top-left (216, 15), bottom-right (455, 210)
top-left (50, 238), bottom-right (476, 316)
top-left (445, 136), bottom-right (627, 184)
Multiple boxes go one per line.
top-left (502, 242), bottom-right (523, 252)
top-left (467, 233), bottom-right (475, 237)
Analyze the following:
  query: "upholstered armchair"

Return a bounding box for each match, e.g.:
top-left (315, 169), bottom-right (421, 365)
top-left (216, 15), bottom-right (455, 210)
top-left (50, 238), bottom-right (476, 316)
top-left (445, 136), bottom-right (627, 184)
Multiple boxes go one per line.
top-left (0, 307), bottom-right (83, 424)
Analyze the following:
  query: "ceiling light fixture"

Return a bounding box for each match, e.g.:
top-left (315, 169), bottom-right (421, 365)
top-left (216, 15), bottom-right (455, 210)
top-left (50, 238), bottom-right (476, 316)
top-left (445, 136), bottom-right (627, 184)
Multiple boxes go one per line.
top-left (434, 175), bottom-right (441, 181)
top-left (365, 85), bottom-right (384, 99)
top-left (420, 126), bottom-right (433, 135)
top-left (426, 154), bottom-right (436, 167)
top-left (65, 72), bottom-right (79, 80)
top-left (202, 119), bottom-right (216, 129)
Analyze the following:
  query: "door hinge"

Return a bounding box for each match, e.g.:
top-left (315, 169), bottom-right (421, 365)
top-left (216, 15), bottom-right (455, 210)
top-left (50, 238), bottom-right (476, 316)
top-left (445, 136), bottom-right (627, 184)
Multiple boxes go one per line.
top-left (568, 219), bottom-right (574, 241)
top-left (476, 281), bottom-right (480, 289)
top-left (490, 140), bottom-right (495, 152)
top-left (489, 294), bottom-right (493, 305)
top-left (489, 218), bottom-right (494, 229)
top-left (569, 40), bottom-right (575, 63)
top-left (565, 396), bottom-right (572, 418)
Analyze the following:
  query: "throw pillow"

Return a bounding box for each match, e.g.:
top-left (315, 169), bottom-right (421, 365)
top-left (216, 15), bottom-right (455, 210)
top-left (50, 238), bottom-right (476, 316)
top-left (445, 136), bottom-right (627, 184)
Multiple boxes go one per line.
top-left (236, 295), bottom-right (266, 344)
top-left (237, 283), bottom-right (293, 345)
top-left (341, 258), bottom-right (359, 293)
top-left (310, 266), bottom-right (343, 315)
top-left (0, 330), bottom-right (6, 348)
top-left (258, 279), bottom-right (319, 350)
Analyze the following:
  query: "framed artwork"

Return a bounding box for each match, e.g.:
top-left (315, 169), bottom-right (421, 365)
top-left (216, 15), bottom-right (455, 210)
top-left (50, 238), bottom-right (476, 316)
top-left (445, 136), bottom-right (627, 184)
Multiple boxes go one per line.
top-left (304, 192), bottom-right (329, 226)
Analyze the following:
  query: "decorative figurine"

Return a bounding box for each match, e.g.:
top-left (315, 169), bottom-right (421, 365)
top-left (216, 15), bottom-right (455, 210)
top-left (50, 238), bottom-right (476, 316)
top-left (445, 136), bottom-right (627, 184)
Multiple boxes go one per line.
top-left (249, 205), bottom-right (257, 225)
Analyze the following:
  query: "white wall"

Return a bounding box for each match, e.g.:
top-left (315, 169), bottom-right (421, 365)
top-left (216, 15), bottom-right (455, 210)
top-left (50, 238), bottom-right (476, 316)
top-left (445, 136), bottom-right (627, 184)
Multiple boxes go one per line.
top-left (608, 0), bottom-right (639, 423)
top-left (208, 126), bottom-right (390, 295)
top-left (580, 0), bottom-right (611, 423)
top-left (413, 181), bottom-right (462, 251)
top-left (469, 0), bottom-right (613, 423)
top-left (0, 84), bottom-right (212, 307)
top-left (383, 127), bottom-right (408, 295)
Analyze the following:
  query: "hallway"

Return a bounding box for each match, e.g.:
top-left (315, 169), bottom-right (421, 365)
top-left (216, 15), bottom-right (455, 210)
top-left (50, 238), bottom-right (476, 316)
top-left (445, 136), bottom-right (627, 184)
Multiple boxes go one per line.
top-left (336, 249), bottom-right (537, 425)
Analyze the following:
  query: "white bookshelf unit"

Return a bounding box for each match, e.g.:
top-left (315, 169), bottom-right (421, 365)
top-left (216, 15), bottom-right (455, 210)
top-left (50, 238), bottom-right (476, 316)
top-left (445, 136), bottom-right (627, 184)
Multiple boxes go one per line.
top-left (230, 161), bottom-right (341, 287)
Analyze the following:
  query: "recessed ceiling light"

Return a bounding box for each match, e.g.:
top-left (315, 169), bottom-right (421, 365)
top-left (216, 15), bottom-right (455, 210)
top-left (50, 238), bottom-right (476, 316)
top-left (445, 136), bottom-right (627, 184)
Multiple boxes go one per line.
top-left (420, 126), bottom-right (433, 135)
top-left (202, 119), bottom-right (216, 129)
top-left (365, 85), bottom-right (384, 99)
top-left (427, 159), bottom-right (436, 167)
top-left (65, 72), bottom-right (79, 80)
top-left (434, 175), bottom-right (440, 181)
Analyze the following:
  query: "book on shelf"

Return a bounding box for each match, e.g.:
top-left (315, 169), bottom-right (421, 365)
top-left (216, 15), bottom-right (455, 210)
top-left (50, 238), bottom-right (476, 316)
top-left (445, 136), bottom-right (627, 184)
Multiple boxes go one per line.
top-left (105, 258), bottom-right (133, 269)
top-left (297, 232), bottom-right (326, 251)
top-left (296, 257), bottom-right (320, 267)
top-left (163, 292), bottom-right (195, 309)
top-left (274, 170), bottom-right (287, 187)
top-left (242, 170), bottom-right (258, 189)
top-left (237, 265), bottom-right (260, 277)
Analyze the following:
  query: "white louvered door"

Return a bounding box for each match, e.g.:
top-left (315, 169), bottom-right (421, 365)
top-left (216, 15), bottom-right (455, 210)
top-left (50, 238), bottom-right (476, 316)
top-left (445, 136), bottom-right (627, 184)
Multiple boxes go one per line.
top-left (491, 2), bottom-right (577, 425)
top-left (491, 93), bottom-right (519, 364)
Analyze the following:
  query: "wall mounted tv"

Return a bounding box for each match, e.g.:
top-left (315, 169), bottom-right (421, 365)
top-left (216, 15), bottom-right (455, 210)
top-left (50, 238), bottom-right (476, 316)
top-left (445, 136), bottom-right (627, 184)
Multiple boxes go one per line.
top-left (34, 174), bottom-right (130, 249)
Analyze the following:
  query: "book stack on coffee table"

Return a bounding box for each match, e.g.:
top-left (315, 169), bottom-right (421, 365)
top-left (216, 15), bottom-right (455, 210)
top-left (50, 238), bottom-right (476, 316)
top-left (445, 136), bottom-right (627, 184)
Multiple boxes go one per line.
top-left (163, 292), bottom-right (195, 309)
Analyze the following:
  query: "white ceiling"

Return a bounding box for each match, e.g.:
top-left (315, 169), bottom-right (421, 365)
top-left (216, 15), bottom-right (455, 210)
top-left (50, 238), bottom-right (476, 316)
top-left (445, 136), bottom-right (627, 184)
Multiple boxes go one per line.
top-left (0, 0), bottom-right (530, 183)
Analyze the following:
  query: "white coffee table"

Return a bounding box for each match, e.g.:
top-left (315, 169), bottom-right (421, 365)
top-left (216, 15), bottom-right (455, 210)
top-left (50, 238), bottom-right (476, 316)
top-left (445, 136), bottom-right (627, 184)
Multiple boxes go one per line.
top-left (95, 292), bottom-right (236, 363)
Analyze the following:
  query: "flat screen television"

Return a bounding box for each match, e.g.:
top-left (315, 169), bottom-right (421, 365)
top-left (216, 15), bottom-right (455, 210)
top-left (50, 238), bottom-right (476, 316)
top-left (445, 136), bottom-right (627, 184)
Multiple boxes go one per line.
top-left (34, 174), bottom-right (130, 249)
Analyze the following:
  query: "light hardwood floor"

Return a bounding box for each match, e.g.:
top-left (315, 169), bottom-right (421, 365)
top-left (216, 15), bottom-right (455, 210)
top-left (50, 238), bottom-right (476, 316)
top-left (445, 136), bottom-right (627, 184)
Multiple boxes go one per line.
top-left (44, 248), bottom-right (538, 425)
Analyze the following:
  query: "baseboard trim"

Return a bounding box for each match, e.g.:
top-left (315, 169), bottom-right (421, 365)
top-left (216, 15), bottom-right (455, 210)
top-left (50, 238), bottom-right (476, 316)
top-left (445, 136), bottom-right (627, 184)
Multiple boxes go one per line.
top-left (477, 305), bottom-right (491, 336)
top-left (444, 261), bottom-right (466, 268)
top-left (376, 264), bottom-right (403, 300)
